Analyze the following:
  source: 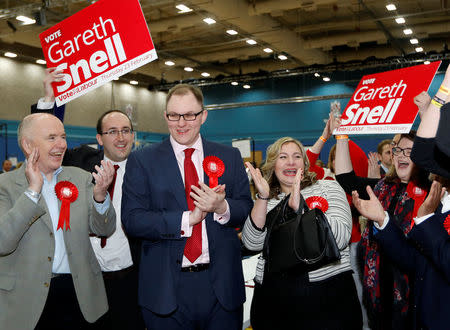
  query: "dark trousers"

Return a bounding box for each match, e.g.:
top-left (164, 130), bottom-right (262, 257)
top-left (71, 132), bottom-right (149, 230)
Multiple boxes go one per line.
top-left (88, 265), bottom-right (144, 330)
top-left (142, 268), bottom-right (243, 330)
top-left (35, 274), bottom-right (91, 330)
top-left (251, 270), bottom-right (362, 330)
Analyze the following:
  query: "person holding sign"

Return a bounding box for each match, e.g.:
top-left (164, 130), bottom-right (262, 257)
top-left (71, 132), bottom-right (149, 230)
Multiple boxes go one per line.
top-left (121, 84), bottom-right (253, 330)
top-left (0, 113), bottom-right (116, 330)
top-left (334, 121), bottom-right (430, 329)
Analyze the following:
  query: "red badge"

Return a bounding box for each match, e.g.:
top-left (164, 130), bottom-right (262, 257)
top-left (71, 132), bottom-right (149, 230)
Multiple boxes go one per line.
top-left (444, 215), bottom-right (450, 235)
top-left (305, 196), bottom-right (329, 213)
top-left (203, 156), bottom-right (225, 188)
top-left (55, 181), bottom-right (79, 231)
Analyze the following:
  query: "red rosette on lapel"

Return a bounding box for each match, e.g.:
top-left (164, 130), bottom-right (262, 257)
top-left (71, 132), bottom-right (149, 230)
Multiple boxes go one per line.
top-left (203, 156), bottom-right (225, 188)
top-left (444, 215), bottom-right (450, 235)
top-left (55, 181), bottom-right (78, 231)
top-left (305, 196), bottom-right (329, 213)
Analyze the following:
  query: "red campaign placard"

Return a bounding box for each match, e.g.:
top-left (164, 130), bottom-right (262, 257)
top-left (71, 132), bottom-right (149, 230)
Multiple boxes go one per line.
top-left (334, 61), bottom-right (441, 135)
top-left (39, 0), bottom-right (157, 106)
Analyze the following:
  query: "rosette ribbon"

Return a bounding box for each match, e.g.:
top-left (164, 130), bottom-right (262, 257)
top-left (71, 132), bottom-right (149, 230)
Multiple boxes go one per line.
top-left (305, 196), bottom-right (329, 213)
top-left (55, 181), bottom-right (79, 231)
top-left (444, 215), bottom-right (450, 235)
top-left (203, 156), bottom-right (225, 188)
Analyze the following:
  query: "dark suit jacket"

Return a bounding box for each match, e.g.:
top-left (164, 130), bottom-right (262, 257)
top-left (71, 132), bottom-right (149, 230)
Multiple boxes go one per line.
top-left (121, 138), bottom-right (253, 315)
top-left (376, 209), bottom-right (450, 330)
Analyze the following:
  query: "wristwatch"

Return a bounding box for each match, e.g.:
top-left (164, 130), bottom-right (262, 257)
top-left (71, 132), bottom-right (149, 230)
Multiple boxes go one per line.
top-left (26, 188), bottom-right (41, 200)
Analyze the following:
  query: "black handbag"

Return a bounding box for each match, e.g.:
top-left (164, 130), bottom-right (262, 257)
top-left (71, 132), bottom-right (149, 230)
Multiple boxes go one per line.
top-left (263, 194), bottom-right (341, 273)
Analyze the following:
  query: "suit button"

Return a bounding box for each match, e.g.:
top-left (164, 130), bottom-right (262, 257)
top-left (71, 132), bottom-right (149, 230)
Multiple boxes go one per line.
top-left (48, 257), bottom-right (52, 262)
top-left (180, 230), bottom-right (185, 235)
top-left (44, 282), bottom-right (49, 287)
top-left (176, 260), bottom-right (181, 264)
top-left (49, 232), bottom-right (53, 237)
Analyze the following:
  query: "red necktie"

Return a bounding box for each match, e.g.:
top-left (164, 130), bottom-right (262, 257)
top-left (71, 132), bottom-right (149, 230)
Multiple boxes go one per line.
top-left (183, 148), bottom-right (202, 262)
top-left (100, 164), bottom-right (120, 248)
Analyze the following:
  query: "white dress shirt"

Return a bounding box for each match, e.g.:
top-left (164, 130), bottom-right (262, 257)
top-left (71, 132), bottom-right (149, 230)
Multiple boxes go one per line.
top-left (90, 157), bottom-right (133, 271)
top-left (169, 135), bottom-right (230, 266)
top-left (25, 166), bottom-right (110, 274)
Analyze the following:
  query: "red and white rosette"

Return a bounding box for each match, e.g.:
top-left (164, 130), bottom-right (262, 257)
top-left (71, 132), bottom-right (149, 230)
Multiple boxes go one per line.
top-left (55, 181), bottom-right (78, 231)
top-left (203, 156), bottom-right (225, 188)
top-left (444, 215), bottom-right (450, 235)
top-left (305, 196), bottom-right (329, 213)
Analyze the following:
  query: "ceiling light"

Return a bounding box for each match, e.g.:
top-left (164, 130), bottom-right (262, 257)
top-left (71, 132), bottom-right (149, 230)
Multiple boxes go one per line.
top-left (176, 4), bottom-right (192, 13)
top-left (203, 17), bottom-right (216, 24)
top-left (226, 29), bottom-right (238, 35)
top-left (4, 52), bottom-right (17, 58)
top-left (278, 54), bottom-right (288, 60)
top-left (395, 17), bottom-right (405, 24)
top-left (415, 47), bottom-right (423, 52)
top-left (243, 84), bottom-right (251, 89)
top-left (386, 4), bottom-right (396, 11)
top-left (410, 38), bottom-right (419, 44)
top-left (246, 39), bottom-right (257, 45)
top-left (184, 67), bottom-right (193, 72)
top-left (323, 77), bottom-right (330, 82)
top-left (263, 48), bottom-right (273, 53)
top-left (130, 80), bottom-right (138, 85)
top-left (314, 73), bottom-right (320, 77)
top-left (231, 81), bottom-right (238, 86)
top-left (424, 61), bottom-right (431, 65)
top-left (403, 28), bottom-right (412, 35)
top-left (201, 72), bottom-right (210, 77)
top-left (165, 60), bottom-right (175, 66)
top-left (16, 15), bottom-right (36, 25)
top-left (36, 59), bottom-right (46, 65)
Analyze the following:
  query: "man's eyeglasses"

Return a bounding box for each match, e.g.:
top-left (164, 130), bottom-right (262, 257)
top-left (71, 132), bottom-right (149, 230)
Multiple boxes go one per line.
top-left (166, 110), bottom-right (203, 121)
top-left (101, 128), bottom-right (133, 136)
top-left (392, 147), bottom-right (412, 157)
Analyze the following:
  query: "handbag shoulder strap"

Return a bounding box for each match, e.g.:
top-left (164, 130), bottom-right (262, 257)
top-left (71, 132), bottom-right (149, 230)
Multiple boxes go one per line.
top-left (262, 195), bottom-right (289, 259)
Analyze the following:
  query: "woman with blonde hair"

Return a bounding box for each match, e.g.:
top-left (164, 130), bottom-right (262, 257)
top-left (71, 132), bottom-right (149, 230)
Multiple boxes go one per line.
top-left (242, 137), bottom-right (361, 329)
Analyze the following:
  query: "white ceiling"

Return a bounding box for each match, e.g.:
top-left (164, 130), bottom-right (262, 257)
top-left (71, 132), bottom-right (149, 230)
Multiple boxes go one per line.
top-left (1, 0), bottom-right (449, 87)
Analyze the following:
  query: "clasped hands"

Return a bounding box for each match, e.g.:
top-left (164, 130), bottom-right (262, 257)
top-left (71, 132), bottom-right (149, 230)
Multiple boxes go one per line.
top-left (189, 182), bottom-right (226, 226)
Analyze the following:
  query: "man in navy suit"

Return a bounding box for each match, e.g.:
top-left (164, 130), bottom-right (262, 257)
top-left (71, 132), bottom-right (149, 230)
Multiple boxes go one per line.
top-left (122, 84), bottom-right (253, 330)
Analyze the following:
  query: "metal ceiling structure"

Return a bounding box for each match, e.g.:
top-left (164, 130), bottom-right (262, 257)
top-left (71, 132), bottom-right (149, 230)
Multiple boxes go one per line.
top-left (1, 0), bottom-right (449, 88)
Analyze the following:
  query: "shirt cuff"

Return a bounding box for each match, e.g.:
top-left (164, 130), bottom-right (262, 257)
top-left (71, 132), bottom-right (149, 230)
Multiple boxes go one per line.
top-left (24, 191), bottom-right (39, 204)
top-left (93, 194), bottom-right (111, 214)
top-left (181, 211), bottom-right (193, 237)
top-left (214, 200), bottom-right (230, 224)
top-left (414, 213), bottom-right (435, 226)
top-left (37, 97), bottom-right (55, 109)
top-left (373, 211), bottom-right (390, 231)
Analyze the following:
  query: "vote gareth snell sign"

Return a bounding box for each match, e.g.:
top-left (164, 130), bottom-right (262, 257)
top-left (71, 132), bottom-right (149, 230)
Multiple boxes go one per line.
top-left (40, 0), bottom-right (157, 106)
top-left (334, 61), bottom-right (441, 135)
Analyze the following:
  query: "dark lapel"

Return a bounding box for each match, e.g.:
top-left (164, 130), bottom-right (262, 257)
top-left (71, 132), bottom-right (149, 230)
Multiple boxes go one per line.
top-left (160, 139), bottom-right (189, 209)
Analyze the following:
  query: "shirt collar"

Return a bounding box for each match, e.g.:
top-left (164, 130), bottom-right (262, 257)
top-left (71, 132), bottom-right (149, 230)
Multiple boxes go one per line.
top-left (103, 155), bottom-right (127, 169)
top-left (441, 190), bottom-right (450, 214)
top-left (42, 166), bottom-right (63, 183)
top-left (170, 135), bottom-right (203, 157)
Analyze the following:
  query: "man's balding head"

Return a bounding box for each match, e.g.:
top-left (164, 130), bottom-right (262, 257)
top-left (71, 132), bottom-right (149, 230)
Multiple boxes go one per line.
top-left (18, 113), bottom-right (67, 175)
